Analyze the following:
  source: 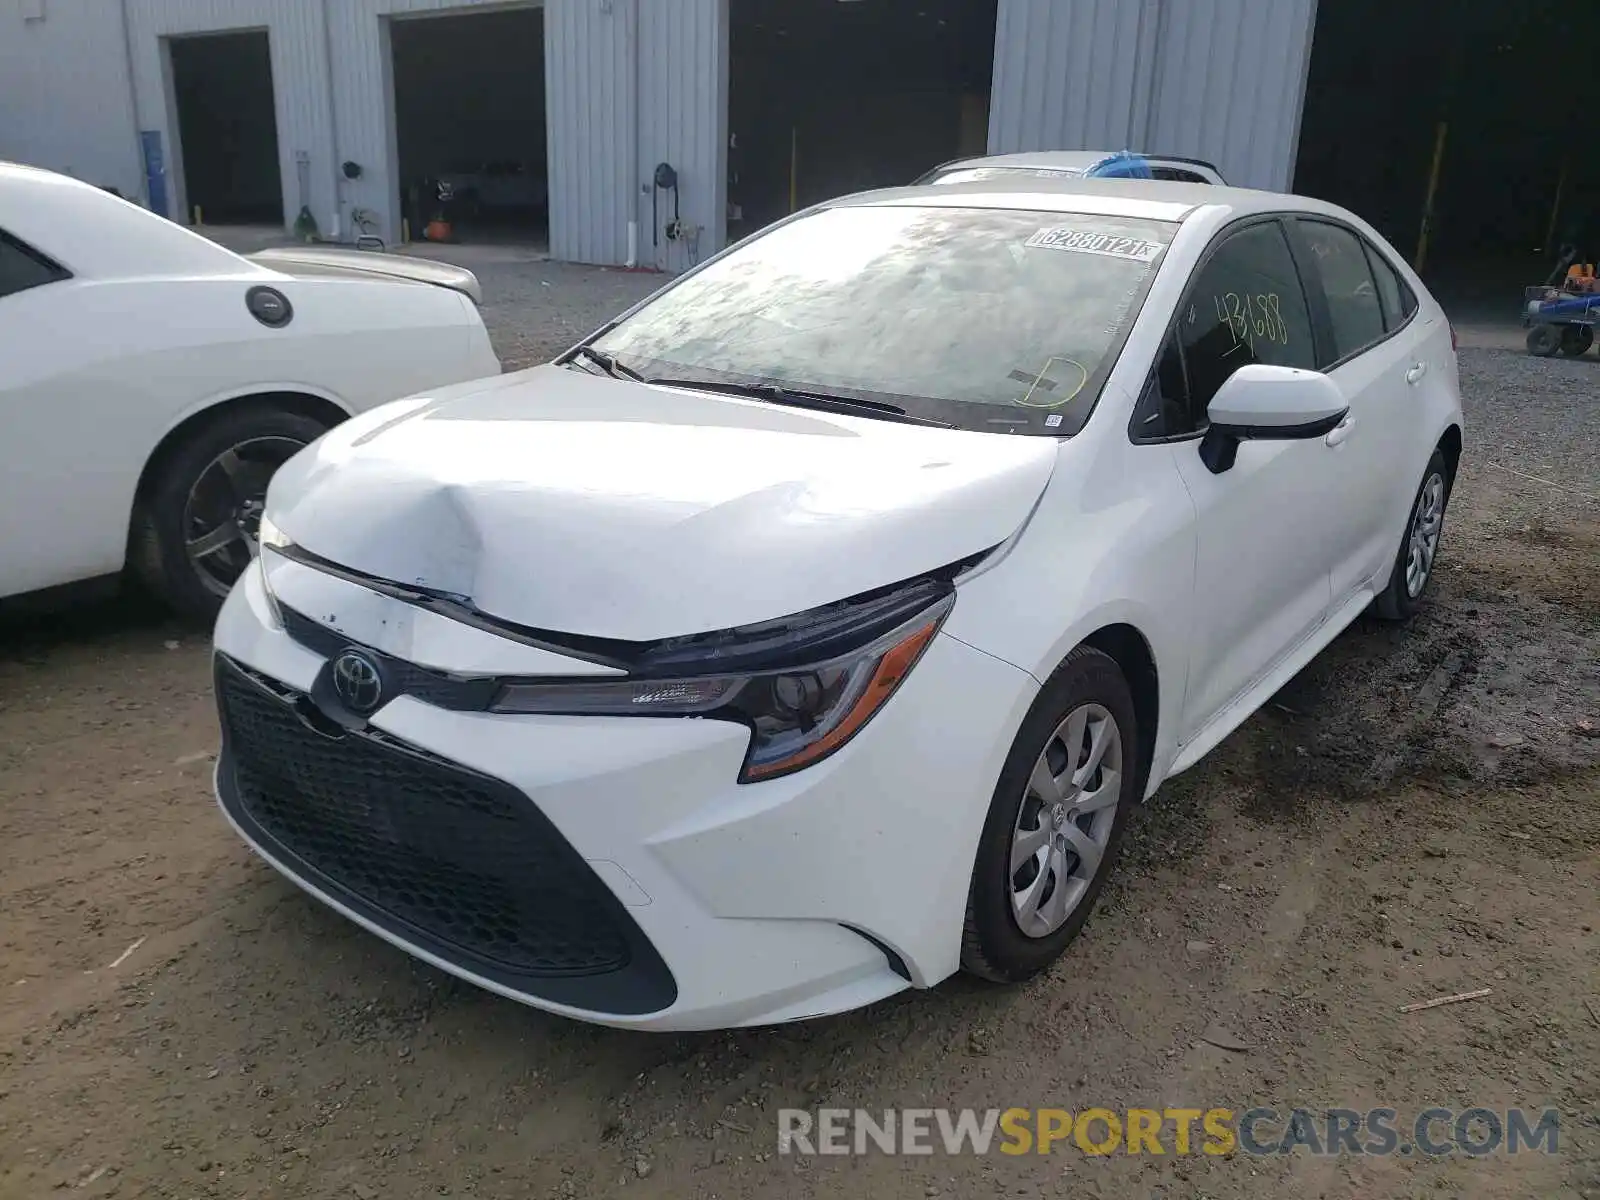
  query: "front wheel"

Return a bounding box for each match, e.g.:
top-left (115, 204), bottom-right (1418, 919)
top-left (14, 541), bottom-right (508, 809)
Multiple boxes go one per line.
top-left (961, 645), bottom-right (1140, 983)
top-left (1526, 325), bottom-right (1562, 357)
top-left (1373, 449), bottom-right (1450, 622)
top-left (132, 406), bottom-right (330, 621)
top-left (1560, 325), bottom-right (1594, 356)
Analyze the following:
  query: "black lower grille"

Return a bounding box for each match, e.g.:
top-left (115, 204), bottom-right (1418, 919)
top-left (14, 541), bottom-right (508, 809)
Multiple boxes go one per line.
top-left (214, 654), bottom-right (675, 1013)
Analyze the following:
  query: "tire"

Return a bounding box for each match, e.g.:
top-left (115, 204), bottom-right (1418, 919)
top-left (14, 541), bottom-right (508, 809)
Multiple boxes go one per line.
top-left (960, 645), bottom-right (1141, 983)
top-left (1526, 325), bottom-right (1562, 357)
top-left (1373, 449), bottom-right (1450, 622)
top-left (1560, 325), bottom-right (1594, 357)
top-left (131, 405), bottom-right (330, 622)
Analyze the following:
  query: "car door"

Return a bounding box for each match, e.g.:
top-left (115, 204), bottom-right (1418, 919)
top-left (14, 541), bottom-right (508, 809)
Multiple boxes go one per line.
top-left (1287, 217), bottom-right (1421, 604)
top-left (1131, 217), bottom-right (1347, 741)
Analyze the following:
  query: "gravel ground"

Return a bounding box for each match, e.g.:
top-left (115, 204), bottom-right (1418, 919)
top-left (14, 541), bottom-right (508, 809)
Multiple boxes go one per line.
top-left (466, 258), bottom-right (665, 371)
top-left (0, 260), bottom-right (1596, 1200)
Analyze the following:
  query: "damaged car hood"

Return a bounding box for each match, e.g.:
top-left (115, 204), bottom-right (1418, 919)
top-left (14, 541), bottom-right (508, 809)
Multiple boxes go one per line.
top-left (266, 366), bottom-right (1059, 641)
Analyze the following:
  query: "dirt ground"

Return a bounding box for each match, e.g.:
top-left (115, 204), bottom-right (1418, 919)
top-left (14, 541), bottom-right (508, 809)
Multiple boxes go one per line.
top-left (2, 330), bottom-right (1597, 1198)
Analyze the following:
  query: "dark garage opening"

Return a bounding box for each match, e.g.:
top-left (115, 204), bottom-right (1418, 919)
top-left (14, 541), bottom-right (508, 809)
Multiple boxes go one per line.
top-left (169, 31), bottom-right (283, 225)
top-left (1295, 0), bottom-right (1597, 315)
top-left (390, 6), bottom-right (548, 247)
top-left (728, 0), bottom-right (997, 235)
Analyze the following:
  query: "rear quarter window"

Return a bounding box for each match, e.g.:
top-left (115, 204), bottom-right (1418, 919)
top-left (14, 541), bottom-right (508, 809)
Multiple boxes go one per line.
top-left (0, 229), bottom-right (70, 299)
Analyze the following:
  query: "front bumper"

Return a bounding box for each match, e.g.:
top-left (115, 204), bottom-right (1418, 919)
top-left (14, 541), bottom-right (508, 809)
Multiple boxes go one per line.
top-left (212, 559), bottom-right (1036, 1030)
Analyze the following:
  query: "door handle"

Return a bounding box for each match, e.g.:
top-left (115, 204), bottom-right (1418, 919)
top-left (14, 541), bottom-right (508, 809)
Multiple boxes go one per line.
top-left (1325, 416), bottom-right (1356, 447)
top-left (1405, 361), bottom-right (1428, 386)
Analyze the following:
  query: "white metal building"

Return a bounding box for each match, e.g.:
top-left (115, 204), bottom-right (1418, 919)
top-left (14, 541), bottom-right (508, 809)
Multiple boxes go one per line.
top-left (0, 0), bottom-right (1320, 270)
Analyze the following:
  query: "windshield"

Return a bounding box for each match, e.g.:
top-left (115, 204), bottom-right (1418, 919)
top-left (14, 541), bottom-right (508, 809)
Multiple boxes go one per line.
top-left (592, 205), bottom-right (1176, 436)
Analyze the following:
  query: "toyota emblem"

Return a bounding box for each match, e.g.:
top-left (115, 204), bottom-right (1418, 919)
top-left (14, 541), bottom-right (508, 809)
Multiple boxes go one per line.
top-left (330, 650), bottom-right (384, 714)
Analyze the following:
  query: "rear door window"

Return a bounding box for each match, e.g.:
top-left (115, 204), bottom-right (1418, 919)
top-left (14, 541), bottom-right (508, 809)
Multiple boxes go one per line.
top-left (1363, 241), bottom-right (1418, 332)
top-left (1298, 220), bottom-right (1387, 362)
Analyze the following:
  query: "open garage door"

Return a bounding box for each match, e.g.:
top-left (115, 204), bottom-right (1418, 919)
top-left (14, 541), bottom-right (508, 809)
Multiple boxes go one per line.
top-left (728, 0), bottom-right (997, 236)
top-left (169, 31), bottom-right (283, 226)
top-left (1295, 0), bottom-right (1596, 318)
top-left (390, 5), bottom-right (548, 248)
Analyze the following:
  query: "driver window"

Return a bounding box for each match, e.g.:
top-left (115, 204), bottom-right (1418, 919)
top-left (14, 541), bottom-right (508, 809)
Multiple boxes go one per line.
top-left (1137, 221), bottom-right (1317, 439)
top-left (1180, 222), bottom-right (1317, 413)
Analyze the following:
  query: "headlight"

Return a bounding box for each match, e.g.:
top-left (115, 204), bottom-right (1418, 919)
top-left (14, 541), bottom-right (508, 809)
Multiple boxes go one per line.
top-left (493, 592), bottom-right (952, 782)
top-left (258, 514), bottom-right (292, 551)
top-left (255, 515), bottom-right (291, 626)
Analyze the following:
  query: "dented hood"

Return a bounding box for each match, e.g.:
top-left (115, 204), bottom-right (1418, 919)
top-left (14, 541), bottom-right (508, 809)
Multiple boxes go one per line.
top-left (267, 366), bottom-right (1058, 641)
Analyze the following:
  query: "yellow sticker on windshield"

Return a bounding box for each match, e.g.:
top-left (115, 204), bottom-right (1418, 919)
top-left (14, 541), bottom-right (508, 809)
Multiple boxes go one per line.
top-left (1026, 228), bottom-right (1165, 263)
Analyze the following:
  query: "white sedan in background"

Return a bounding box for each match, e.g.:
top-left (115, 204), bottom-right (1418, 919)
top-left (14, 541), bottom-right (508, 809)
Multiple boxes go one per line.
top-left (917, 149), bottom-right (1228, 186)
top-left (0, 162), bottom-right (500, 619)
top-left (214, 177), bottom-right (1462, 1030)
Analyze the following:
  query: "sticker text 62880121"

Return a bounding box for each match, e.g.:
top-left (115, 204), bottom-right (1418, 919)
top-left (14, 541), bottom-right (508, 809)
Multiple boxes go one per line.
top-left (1025, 228), bottom-right (1166, 263)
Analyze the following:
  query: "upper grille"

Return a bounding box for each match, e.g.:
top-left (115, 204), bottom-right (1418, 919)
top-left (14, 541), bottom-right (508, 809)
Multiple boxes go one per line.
top-left (214, 655), bottom-right (675, 1011)
top-left (279, 606), bottom-right (499, 712)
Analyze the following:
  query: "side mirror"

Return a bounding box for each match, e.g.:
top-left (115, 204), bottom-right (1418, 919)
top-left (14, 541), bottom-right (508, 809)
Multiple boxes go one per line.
top-left (1199, 364), bottom-right (1349, 474)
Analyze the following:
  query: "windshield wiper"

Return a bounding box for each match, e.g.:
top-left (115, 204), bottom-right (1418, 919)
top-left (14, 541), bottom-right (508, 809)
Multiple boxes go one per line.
top-left (645, 377), bottom-right (953, 428)
top-left (567, 344), bottom-right (645, 383)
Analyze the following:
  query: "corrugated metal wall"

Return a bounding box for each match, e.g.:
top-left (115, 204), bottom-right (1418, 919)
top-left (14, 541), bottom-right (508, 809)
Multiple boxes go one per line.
top-left (1144, 0), bottom-right (1319, 191)
top-left (123, 0), bottom-right (336, 226)
top-left (1, 0), bottom-right (724, 264)
top-left (989, 0), bottom-right (1318, 191)
top-left (544, 0), bottom-right (628, 264)
top-left (988, 0), bottom-right (1158, 158)
top-left (0, 1), bottom-right (144, 197)
top-left (638, 0), bottom-right (726, 272)
top-left (6, 0), bottom-right (1317, 262)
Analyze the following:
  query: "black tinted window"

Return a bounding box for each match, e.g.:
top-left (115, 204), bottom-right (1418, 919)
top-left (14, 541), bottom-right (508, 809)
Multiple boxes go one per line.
top-left (1178, 221), bottom-right (1316, 413)
top-left (1133, 332), bottom-right (1192, 439)
top-left (1363, 240), bottom-right (1416, 332)
top-left (1300, 221), bottom-right (1386, 361)
top-left (1151, 167), bottom-right (1210, 184)
top-left (1133, 221), bottom-right (1317, 439)
top-left (0, 231), bottom-right (68, 299)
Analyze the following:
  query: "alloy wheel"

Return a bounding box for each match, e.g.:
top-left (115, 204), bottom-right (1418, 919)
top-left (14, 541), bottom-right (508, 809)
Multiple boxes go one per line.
top-left (1405, 471), bottom-right (1446, 598)
top-left (1009, 703), bottom-right (1123, 938)
top-left (181, 436), bottom-right (306, 599)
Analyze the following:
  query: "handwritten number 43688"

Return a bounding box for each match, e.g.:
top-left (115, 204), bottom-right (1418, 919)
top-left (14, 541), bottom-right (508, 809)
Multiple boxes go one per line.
top-left (1212, 292), bottom-right (1290, 350)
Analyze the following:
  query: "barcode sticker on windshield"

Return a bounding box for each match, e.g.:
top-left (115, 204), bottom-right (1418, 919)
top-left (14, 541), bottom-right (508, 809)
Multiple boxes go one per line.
top-left (1026, 228), bottom-right (1166, 262)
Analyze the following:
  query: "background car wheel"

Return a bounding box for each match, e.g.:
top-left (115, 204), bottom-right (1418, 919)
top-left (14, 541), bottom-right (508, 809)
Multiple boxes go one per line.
top-left (1526, 325), bottom-right (1562, 357)
top-left (132, 405), bottom-right (330, 622)
top-left (1559, 325), bottom-right (1594, 356)
top-left (960, 645), bottom-right (1140, 983)
top-left (1373, 449), bottom-right (1451, 622)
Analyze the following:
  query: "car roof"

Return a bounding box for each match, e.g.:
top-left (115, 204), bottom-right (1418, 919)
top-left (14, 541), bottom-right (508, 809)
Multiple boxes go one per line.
top-left (932, 150), bottom-right (1221, 175)
top-left (826, 175), bottom-right (1351, 227)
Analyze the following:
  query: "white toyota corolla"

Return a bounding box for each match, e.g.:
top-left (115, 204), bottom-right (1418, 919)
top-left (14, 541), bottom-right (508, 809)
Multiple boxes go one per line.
top-left (213, 178), bottom-right (1463, 1030)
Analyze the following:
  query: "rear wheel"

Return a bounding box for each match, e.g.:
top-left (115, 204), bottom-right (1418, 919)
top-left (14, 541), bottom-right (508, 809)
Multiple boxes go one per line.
top-left (1526, 325), bottom-right (1562, 357)
top-left (1373, 449), bottom-right (1450, 622)
top-left (132, 406), bottom-right (330, 622)
top-left (1560, 325), bottom-right (1594, 356)
top-left (961, 646), bottom-right (1139, 983)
